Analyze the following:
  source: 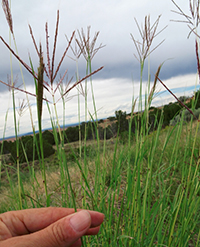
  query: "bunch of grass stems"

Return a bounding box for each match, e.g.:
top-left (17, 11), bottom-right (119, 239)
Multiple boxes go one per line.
top-left (1, 0), bottom-right (200, 246)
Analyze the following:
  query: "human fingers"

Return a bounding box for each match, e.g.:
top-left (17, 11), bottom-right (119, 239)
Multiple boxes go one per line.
top-left (1, 210), bottom-right (101, 247)
top-left (85, 226), bottom-right (101, 235)
top-left (0, 207), bottom-right (104, 240)
top-left (0, 207), bottom-right (75, 240)
top-left (77, 209), bottom-right (104, 229)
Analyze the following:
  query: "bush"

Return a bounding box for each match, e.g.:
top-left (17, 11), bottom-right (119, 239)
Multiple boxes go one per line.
top-left (42, 130), bottom-right (55, 145)
top-left (98, 119), bottom-right (104, 123)
top-left (115, 110), bottom-right (128, 133)
top-left (9, 135), bottom-right (55, 163)
top-left (104, 122), bottom-right (117, 139)
top-left (178, 96), bottom-right (190, 102)
top-left (194, 89), bottom-right (200, 109)
top-left (170, 107), bottom-right (200, 126)
top-left (149, 106), bottom-right (156, 110)
top-left (107, 116), bottom-right (116, 122)
top-left (148, 108), bottom-right (162, 131)
top-left (80, 121), bottom-right (98, 140)
top-left (41, 140), bottom-right (55, 159)
top-left (1, 140), bottom-right (13, 154)
top-left (129, 114), bottom-right (143, 134)
top-left (64, 126), bottom-right (79, 143)
top-left (163, 103), bottom-right (182, 126)
top-left (119, 131), bottom-right (129, 144)
top-left (98, 126), bottom-right (104, 140)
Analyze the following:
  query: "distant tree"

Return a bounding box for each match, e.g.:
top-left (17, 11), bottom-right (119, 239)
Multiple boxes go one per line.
top-left (115, 110), bottom-right (128, 133)
top-left (170, 107), bottom-right (200, 126)
top-left (107, 116), bottom-right (116, 122)
top-left (80, 121), bottom-right (97, 140)
top-left (1, 140), bottom-right (12, 154)
top-left (10, 136), bottom-right (33, 163)
top-left (178, 96), bottom-right (190, 102)
top-left (10, 135), bottom-right (55, 163)
top-left (148, 108), bottom-right (162, 131)
top-left (119, 131), bottom-right (129, 144)
top-left (104, 123), bottom-right (117, 139)
top-left (98, 126), bottom-right (104, 140)
top-left (65, 126), bottom-right (79, 143)
top-left (42, 130), bottom-right (55, 145)
top-left (163, 103), bottom-right (182, 126)
top-left (98, 119), bottom-right (104, 123)
top-left (193, 89), bottom-right (200, 109)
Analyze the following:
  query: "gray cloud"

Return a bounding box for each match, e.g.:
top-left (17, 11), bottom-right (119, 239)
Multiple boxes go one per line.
top-left (0, 0), bottom-right (196, 88)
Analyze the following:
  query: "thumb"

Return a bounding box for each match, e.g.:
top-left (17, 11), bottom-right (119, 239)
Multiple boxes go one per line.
top-left (34, 210), bottom-right (91, 247)
top-left (2, 210), bottom-right (91, 247)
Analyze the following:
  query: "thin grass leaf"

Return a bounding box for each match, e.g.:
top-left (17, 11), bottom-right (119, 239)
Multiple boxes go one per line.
top-left (195, 39), bottom-right (200, 82)
top-left (37, 44), bottom-right (44, 124)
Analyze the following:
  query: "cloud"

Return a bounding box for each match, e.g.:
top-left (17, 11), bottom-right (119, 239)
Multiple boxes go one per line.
top-left (0, 0), bottom-right (197, 89)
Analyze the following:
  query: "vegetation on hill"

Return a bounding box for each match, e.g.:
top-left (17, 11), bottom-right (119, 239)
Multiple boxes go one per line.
top-left (1, 89), bottom-right (200, 163)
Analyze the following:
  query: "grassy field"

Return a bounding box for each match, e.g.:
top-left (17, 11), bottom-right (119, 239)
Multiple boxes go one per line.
top-left (1, 0), bottom-right (200, 246)
top-left (1, 117), bottom-right (200, 246)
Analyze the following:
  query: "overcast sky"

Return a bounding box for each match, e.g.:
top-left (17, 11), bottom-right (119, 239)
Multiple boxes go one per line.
top-left (0, 0), bottom-right (200, 138)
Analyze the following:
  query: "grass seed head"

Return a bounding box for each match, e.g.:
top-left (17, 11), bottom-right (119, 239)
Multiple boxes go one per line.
top-left (76, 26), bottom-right (105, 61)
top-left (2, 0), bottom-right (13, 34)
top-left (131, 15), bottom-right (166, 64)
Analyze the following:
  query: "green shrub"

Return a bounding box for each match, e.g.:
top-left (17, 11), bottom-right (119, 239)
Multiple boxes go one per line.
top-left (115, 110), bottom-right (128, 133)
top-left (178, 96), bottom-right (190, 102)
top-left (119, 131), bottom-right (129, 144)
top-left (64, 126), bottom-right (79, 143)
top-left (9, 136), bottom-right (55, 163)
top-left (163, 102), bottom-right (182, 126)
top-left (104, 123), bottom-right (117, 139)
top-left (41, 140), bottom-right (55, 159)
top-left (170, 107), bottom-right (200, 126)
top-left (42, 130), bottom-right (55, 145)
top-left (80, 121), bottom-right (97, 140)
top-left (98, 119), bottom-right (104, 123)
top-left (149, 106), bottom-right (156, 110)
top-left (1, 140), bottom-right (13, 154)
top-left (148, 108), bottom-right (162, 132)
top-left (107, 116), bottom-right (116, 121)
top-left (194, 89), bottom-right (200, 109)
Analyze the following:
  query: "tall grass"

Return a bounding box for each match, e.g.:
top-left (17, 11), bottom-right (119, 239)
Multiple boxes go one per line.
top-left (1, 0), bottom-right (200, 246)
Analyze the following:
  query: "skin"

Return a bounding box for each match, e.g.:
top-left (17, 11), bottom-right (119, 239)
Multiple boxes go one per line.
top-left (0, 207), bottom-right (105, 247)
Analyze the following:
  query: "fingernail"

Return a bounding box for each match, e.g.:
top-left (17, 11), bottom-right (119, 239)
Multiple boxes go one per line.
top-left (70, 211), bottom-right (91, 232)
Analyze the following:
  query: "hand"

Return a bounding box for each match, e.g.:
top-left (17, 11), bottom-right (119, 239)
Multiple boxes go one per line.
top-left (0, 207), bottom-right (104, 247)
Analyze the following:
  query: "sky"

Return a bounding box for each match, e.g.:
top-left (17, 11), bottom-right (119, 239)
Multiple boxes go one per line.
top-left (0, 0), bottom-right (200, 138)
